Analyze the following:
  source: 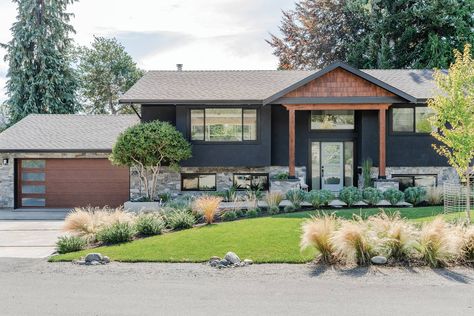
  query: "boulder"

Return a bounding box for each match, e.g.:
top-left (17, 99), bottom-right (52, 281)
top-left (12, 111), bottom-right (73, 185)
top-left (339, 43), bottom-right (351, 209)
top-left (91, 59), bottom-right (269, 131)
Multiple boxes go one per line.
top-left (243, 259), bottom-right (253, 265)
top-left (328, 199), bottom-right (347, 208)
top-left (224, 252), bottom-right (241, 264)
top-left (85, 253), bottom-right (103, 263)
top-left (210, 260), bottom-right (219, 267)
top-left (371, 256), bottom-right (388, 265)
top-left (376, 200), bottom-right (392, 207)
top-left (219, 259), bottom-right (231, 266)
top-left (102, 256), bottom-right (110, 264)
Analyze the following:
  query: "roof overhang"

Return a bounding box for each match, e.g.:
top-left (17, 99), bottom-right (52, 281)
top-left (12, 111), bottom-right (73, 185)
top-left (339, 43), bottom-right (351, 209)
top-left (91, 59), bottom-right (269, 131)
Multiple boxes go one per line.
top-left (263, 61), bottom-right (418, 105)
top-left (119, 99), bottom-right (263, 105)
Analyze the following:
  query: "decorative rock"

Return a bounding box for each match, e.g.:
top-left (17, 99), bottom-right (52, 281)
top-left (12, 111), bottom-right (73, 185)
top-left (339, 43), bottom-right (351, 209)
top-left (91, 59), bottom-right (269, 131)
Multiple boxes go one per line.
top-left (210, 260), bottom-right (219, 267)
top-left (85, 253), bottom-right (103, 263)
top-left (243, 259), bottom-right (253, 265)
top-left (209, 256), bottom-right (221, 261)
top-left (328, 199), bottom-right (347, 208)
top-left (396, 201), bottom-right (413, 207)
top-left (74, 260), bottom-right (86, 265)
top-left (371, 256), bottom-right (388, 265)
top-left (224, 252), bottom-right (241, 264)
top-left (376, 199), bottom-right (392, 207)
top-left (89, 260), bottom-right (101, 266)
top-left (353, 201), bottom-right (368, 206)
top-left (102, 256), bottom-right (110, 264)
top-left (219, 259), bottom-right (230, 266)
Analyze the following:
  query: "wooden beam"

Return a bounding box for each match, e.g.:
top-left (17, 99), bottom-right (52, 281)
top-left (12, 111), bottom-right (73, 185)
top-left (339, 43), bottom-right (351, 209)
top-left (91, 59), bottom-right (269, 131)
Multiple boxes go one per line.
top-left (283, 103), bottom-right (391, 111)
top-left (379, 108), bottom-right (387, 178)
top-left (288, 108), bottom-right (295, 178)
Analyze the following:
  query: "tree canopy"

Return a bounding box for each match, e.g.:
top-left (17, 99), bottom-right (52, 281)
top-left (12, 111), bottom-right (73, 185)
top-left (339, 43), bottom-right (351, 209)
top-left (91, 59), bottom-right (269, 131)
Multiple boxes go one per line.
top-left (110, 121), bottom-right (192, 200)
top-left (428, 44), bottom-right (474, 222)
top-left (77, 37), bottom-right (145, 114)
top-left (268, 0), bottom-right (474, 69)
top-left (2, 0), bottom-right (79, 124)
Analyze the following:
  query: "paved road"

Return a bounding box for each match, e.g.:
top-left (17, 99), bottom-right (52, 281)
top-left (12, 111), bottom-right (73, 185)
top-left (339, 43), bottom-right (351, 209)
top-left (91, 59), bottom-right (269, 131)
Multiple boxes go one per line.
top-left (0, 259), bottom-right (473, 316)
top-left (0, 221), bottom-right (64, 258)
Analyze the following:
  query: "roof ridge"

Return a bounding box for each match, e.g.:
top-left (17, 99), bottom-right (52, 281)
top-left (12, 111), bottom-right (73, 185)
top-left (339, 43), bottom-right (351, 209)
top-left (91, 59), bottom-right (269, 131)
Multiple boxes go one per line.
top-left (147, 69), bottom-right (315, 72)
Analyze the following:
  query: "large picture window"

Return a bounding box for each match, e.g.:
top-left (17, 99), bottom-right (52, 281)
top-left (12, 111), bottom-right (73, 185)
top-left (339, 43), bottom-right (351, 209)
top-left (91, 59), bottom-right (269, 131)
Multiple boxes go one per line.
top-left (311, 110), bottom-right (354, 130)
top-left (190, 108), bottom-right (257, 142)
top-left (392, 107), bottom-right (435, 133)
top-left (181, 174), bottom-right (216, 191)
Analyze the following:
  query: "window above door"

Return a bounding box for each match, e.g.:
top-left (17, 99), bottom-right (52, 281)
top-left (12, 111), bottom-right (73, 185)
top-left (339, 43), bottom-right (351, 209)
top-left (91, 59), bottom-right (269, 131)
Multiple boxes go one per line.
top-left (310, 110), bottom-right (355, 130)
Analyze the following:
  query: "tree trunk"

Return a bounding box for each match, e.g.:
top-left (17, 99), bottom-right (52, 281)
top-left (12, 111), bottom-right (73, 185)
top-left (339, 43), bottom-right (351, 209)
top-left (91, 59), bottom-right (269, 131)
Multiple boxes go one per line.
top-left (466, 174), bottom-right (472, 224)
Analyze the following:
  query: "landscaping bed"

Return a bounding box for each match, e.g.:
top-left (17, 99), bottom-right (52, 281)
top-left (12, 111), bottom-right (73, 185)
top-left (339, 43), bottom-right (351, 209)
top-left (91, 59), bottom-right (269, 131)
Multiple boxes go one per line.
top-left (51, 206), bottom-right (473, 263)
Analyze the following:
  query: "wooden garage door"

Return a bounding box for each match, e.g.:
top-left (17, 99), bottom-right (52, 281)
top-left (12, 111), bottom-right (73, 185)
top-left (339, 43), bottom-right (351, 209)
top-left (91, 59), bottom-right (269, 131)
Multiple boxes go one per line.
top-left (17, 159), bottom-right (129, 208)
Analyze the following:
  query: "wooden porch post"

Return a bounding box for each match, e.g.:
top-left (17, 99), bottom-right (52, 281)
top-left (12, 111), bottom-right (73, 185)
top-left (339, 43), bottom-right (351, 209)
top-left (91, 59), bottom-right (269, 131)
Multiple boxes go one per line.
top-left (288, 108), bottom-right (296, 178)
top-left (378, 108), bottom-right (386, 178)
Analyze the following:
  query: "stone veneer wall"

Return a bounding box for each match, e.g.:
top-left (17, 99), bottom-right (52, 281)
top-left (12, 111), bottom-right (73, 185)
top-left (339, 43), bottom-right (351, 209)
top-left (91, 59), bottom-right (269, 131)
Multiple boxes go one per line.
top-left (0, 152), bottom-right (110, 209)
top-left (130, 166), bottom-right (306, 199)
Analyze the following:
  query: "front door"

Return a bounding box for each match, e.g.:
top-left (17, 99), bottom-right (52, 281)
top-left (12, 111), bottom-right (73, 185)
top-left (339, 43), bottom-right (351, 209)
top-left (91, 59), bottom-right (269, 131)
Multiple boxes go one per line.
top-left (321, 142), bottom-right (344, 192)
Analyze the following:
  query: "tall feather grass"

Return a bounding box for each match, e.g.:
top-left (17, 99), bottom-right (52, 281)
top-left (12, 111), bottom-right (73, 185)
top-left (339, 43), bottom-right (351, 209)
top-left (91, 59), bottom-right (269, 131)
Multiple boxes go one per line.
top-left (192, 196), bottom-right (222, 224)
top-left (461, 226), bottom-right (474, 263)
top-left (331, 219), bottom-right (375, 265)
top-left (300, 214), bottom-right (338, 264)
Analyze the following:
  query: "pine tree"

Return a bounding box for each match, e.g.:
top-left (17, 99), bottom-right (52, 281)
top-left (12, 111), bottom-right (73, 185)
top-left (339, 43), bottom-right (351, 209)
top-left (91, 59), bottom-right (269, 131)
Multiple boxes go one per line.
top-left (2, 0), bottom-right (79, 124)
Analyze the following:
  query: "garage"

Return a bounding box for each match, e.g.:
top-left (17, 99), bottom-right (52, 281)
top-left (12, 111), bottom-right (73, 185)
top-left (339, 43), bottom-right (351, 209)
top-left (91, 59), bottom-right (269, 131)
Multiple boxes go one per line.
top-left (16, 158), bottom-right (129, 208)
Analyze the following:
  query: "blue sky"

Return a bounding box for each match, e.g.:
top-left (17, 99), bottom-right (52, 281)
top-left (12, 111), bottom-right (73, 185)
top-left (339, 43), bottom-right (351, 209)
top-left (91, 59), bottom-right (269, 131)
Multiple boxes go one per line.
top-left (0, 0), bottom-right (294, 103)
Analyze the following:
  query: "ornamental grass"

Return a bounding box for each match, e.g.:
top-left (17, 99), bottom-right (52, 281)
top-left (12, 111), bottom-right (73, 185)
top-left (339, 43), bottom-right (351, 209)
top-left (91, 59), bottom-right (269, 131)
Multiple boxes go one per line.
top-left (300, 214), bottom-right (338, 264)
top-left (192, 195), bottom-right (222, 224)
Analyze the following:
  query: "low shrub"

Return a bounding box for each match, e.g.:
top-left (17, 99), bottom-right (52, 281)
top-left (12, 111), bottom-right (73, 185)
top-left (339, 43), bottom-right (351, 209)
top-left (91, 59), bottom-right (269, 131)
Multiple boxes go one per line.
top-left (383, 188), bottom-right (404, 205)
top-left (274, 172), bottom-right (289, 180)
top-left (193, 195), bottom-right (222, 224)
top-left (135, 213), bottom-right (165, 236)
top-left (368, 212), bottom-right (417, 261)
top-left (221, 211), bottom-right (238, 222)
top-left (265, 192), bottom-right (284, 210)
top-left (425, 186), bottom-right (443, 205)
top-left (235, 209), bottom-right (245, 218)
top-left (166, 196), bottom-right (193, 211)
top-left (268, 205), bottom-right (280, 215)
top-left (97, 222), bottom-right (136, 244)
top-left (305, 190), bottom-right (334, 208)
top-left (301, 214), bottom-right (338, 264)
top-left (404, 187), bottom-right (427, 205)
top-left (338, 187), bottom-right (362, 207)
top-left (246, 208), bottom-right (260, 218)
top-left (158, 192), bottom-right (172, 203)
top-left (286, 189), bottom-right (306, 209)
top-left (331, 219), bottom-right (375, 265)
top-left (416, 217), bottom-right (459, 267)
top-left (283, 204), bottom-right (296, 213)
top-left (56, 236), bottom-right (86, 254)
top-left (166, 209), bottom-right (196, 230)
top-left (362, 187), bottom-right (383, 206)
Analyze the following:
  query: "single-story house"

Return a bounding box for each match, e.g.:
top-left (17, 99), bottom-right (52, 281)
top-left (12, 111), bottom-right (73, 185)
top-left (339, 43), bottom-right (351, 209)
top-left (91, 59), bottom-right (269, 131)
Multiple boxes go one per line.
top-left (0, 61), bottom-right (458, 209)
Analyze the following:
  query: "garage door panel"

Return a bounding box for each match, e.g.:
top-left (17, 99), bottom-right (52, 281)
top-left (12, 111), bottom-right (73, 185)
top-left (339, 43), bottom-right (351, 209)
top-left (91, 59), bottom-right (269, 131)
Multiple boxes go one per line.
top-left (18, 159), bottom-right (130, 208)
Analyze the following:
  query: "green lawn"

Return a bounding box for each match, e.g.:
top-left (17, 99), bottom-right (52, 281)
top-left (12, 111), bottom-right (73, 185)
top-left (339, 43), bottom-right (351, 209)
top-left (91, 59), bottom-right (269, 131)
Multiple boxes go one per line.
top-left (51, 206), bottom-right (473, 263)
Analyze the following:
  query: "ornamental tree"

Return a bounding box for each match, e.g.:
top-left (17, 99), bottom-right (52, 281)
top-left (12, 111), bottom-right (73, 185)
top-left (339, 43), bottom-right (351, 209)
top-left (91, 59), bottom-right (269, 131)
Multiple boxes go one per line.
top-left (428, 44), bottom-right (474, 223)
top-left (110, 121), bottom-right (192, 201)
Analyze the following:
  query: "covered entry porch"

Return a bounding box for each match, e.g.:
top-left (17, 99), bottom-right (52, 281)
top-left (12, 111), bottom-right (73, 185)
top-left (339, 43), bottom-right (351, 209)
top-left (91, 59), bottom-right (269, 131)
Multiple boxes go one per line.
top-left (284, 103), bottom-right (390, 190)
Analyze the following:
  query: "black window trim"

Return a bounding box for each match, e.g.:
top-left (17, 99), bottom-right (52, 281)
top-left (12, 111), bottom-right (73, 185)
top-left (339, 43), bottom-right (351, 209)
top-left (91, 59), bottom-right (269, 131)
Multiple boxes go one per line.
top-left (188, 106), bottom-right (260, 144)
top-left (233, 173), bottom-right (270, 191)
top-left (309, 110), bottom-right (356, 132)
top-left (391, 174), bottom-right (438, 188)
top-left (181, 173), bottom-right (217, 191)
top-left (390, 105), bottom-right (434, 135)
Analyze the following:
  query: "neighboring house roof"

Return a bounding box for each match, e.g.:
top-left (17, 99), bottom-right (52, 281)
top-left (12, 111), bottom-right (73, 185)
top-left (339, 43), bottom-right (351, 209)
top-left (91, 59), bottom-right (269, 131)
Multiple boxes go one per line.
top-left (0, 114), bottom-right (139, 152)
top-left (119, 62), bottom-right (437, 104)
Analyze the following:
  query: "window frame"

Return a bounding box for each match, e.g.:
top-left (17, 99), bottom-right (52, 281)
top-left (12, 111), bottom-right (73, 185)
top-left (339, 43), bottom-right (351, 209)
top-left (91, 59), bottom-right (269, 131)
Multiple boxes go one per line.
top-left (310, 110), bottom-right (355, 131)
top-left (188, 107), bottom-right (259, 144)
top-left (232, 173), bottom-right (270, 191)
top-left (181, 173), bottom-right (217, 191)
top-left (390, 105), bottom-right (435, 135)
top-left (391, 174), bottom-right (438, 190)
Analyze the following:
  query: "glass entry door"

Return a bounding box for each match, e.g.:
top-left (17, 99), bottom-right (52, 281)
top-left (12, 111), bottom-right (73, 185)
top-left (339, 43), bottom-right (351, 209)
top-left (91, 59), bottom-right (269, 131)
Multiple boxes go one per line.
top-left (321, 142), bottom-right (344, 192)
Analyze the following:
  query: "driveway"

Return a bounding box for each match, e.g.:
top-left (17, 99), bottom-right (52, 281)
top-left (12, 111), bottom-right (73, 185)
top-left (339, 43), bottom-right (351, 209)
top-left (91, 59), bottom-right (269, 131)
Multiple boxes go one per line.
top-left (0, 221), bottom-right (64, 258)
top-left (0, 260), bottom-right (473, 315)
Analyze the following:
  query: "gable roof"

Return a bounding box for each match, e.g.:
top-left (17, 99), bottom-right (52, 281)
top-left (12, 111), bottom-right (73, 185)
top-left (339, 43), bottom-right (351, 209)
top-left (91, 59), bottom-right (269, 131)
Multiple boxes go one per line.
top-left (119, 62), bottom-right (437, 104)
top-left (0, 114), bottom-right (139, 152)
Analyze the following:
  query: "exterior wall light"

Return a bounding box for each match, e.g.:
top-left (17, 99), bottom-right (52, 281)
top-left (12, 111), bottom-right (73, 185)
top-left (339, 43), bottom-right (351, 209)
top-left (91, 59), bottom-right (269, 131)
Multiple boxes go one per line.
top-left (2, 158), bottom-right (9, 166)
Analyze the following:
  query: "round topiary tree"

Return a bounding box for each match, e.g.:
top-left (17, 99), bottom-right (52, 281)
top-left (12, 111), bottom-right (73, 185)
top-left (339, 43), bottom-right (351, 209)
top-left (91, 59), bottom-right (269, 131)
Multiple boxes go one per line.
top-left (110, 120), bottom-right (192, 201)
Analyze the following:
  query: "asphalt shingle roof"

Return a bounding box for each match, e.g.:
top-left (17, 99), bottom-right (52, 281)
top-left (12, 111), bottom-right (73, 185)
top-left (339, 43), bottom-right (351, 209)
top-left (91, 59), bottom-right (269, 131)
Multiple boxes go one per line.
top-left (0, 114), bottom-right (139, 152)
top-left (120, 68), bottom-right (437, 103)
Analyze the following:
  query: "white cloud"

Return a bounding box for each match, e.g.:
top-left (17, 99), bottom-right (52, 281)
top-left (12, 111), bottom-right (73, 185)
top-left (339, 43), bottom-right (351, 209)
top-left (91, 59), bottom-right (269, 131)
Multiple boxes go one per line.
top-left (0, 0), bottom-right (293, 103)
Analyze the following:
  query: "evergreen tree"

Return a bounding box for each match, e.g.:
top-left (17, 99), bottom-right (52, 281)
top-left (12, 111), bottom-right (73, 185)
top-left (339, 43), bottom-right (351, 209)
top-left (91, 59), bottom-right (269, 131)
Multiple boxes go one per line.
top-left (2, 0), bottom-right (79, 124)
top-left (77, 37), bottom-right (145, 114)
top-left (269, 0), bottom-right (474, 69)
